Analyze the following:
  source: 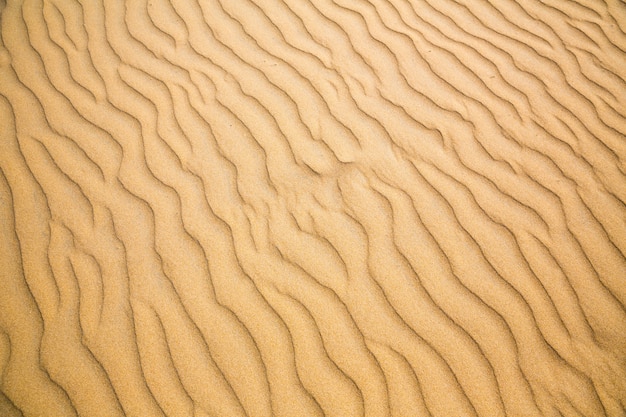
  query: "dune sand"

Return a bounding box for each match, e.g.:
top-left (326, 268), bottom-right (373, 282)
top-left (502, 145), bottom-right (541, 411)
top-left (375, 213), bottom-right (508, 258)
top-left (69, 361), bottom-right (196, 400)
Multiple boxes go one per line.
top-left (1, 0), bottom-right (626, 416)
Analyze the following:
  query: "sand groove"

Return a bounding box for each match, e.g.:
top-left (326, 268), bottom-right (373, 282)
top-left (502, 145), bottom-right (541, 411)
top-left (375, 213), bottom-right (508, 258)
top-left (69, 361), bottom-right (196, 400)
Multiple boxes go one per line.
top-left (1, 0), bottom-right (626, 416)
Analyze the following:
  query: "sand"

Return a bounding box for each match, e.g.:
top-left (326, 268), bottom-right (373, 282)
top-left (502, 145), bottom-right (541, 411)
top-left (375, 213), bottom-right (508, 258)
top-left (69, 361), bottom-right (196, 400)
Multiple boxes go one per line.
top-left (1, 0), bottom-right (625, 416)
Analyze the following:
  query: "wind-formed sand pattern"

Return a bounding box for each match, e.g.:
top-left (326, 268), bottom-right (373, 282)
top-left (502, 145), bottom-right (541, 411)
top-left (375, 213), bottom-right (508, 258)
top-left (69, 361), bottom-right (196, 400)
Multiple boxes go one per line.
top-left (1, 0), bottom-right (625, 416)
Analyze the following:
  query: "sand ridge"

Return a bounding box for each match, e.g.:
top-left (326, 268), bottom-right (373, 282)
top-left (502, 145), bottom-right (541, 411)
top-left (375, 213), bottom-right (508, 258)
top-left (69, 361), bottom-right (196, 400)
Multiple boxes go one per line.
top-left (1, 0), bottom-right (625, 416)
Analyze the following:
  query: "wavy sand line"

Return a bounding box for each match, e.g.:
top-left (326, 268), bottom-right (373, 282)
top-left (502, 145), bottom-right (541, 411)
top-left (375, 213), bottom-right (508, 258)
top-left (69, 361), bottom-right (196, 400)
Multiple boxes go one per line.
top-left (1, 0), bottom-right (625, 416)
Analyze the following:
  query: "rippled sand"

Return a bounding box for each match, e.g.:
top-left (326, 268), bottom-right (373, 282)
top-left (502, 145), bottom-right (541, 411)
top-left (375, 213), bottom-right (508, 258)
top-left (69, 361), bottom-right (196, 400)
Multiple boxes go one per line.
top-left (1, 0), bottom-right (626, 416)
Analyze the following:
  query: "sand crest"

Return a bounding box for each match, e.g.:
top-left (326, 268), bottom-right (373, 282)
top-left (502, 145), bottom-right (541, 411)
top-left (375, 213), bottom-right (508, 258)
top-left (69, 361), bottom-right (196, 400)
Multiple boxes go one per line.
top-left (1, 0), bottom-right (625, 416)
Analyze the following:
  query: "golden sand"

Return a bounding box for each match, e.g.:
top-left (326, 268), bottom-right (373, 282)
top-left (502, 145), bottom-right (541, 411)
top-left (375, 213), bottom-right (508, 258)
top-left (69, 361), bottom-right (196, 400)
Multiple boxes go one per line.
top-left (1, 0), bottom-right (625, 416)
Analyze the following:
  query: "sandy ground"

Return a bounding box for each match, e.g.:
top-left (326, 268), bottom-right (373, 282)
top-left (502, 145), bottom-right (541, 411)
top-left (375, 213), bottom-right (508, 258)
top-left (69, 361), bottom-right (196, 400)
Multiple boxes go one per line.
top-left (1, 0), bottom-right (625, 416)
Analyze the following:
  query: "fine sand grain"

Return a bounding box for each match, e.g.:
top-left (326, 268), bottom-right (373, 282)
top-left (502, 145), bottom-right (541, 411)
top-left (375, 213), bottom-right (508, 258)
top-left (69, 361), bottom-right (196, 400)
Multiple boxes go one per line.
top-left (1, 0), bottom-right (626, 416)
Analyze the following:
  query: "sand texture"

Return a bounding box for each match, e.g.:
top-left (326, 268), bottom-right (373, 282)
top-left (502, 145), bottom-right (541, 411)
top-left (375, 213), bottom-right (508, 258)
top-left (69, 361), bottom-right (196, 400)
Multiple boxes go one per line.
top-left (1, 0), bottom-right (626, 416)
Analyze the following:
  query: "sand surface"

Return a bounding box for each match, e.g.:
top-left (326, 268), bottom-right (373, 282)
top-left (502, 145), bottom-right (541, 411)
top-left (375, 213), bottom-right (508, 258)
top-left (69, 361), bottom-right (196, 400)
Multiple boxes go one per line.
top-left (1, 0), bottom-right (626, 416)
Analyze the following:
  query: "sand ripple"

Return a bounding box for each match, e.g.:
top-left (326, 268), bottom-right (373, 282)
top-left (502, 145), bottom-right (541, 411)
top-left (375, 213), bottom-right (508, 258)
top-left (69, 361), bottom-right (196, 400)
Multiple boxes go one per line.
top-left (1, 0), bottom-right (625, 416)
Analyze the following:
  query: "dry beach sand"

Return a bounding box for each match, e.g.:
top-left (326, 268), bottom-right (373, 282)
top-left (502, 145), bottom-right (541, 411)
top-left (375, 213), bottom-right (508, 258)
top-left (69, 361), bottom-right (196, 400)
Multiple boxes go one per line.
top-left (1, 0), bottom-right (626, 416)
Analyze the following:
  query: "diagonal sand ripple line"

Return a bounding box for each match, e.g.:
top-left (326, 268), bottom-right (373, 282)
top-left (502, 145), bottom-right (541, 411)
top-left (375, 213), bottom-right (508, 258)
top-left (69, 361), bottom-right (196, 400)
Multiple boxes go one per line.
top-left (1, 0), bottom-right (626, 416)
